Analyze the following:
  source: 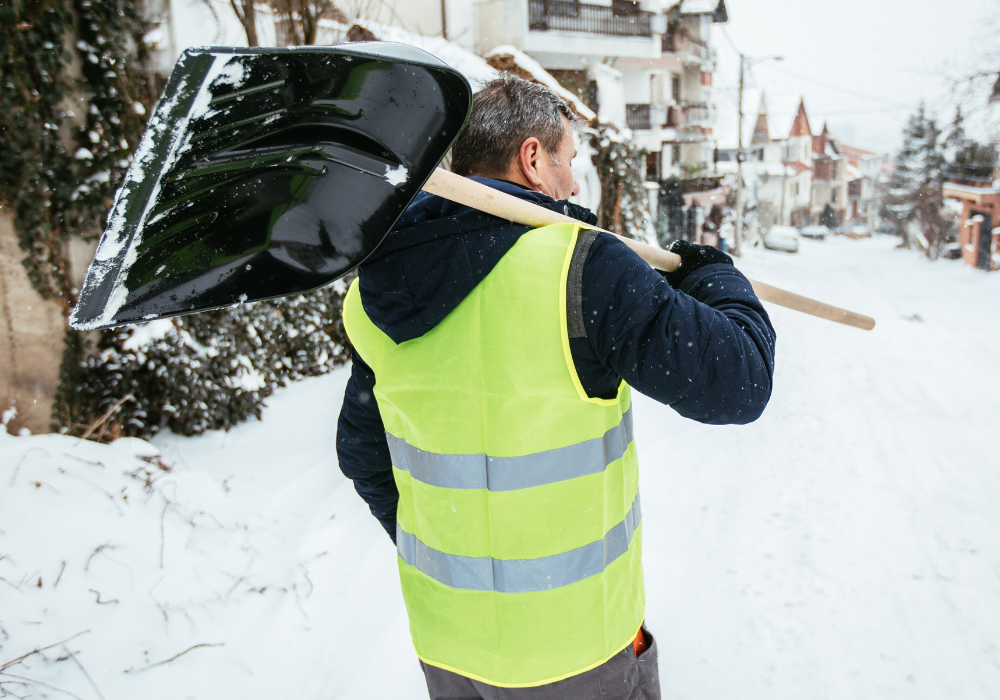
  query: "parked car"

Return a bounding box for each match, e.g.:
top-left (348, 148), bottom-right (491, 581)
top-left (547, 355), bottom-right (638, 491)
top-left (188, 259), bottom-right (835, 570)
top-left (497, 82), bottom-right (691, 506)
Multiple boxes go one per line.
top-left (800, 225), bottom-right (830, 240)
top-left (763, 225), bottom-right (800, 253)
top-left (850, 224), bottom-right (871, 237)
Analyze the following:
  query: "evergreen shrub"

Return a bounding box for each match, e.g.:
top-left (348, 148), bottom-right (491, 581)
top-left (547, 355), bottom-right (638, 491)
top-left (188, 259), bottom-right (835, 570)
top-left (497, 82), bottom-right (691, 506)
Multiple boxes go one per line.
top-left (589, 123), bottom-right (652, 241)
top-left (57, 281), bottom-right (353, 440)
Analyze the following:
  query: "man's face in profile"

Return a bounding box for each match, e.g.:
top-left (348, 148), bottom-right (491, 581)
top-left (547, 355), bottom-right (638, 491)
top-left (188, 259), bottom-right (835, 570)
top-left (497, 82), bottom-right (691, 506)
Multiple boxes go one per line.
top-left (538, 116), bottom-right (581, 201)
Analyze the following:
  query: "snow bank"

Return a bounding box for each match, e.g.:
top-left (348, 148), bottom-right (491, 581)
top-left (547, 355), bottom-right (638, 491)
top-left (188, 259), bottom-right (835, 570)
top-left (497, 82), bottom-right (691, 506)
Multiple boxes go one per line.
top-left (0, 372), bottom-right (417, 699)
top-left (485, 46), bottom-right (597, 122)
top-left (7, 238), bottom-right (1000, 699)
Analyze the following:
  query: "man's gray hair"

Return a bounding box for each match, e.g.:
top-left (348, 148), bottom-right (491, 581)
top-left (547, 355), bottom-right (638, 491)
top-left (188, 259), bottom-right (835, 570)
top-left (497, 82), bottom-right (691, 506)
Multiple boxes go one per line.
top-left (451, 74), bottom-right (581, 178)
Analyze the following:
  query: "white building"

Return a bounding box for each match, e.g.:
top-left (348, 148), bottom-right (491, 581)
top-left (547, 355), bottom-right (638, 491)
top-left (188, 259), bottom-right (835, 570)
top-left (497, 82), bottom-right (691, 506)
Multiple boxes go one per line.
top-left (356, 0), bottom-right (728, 181)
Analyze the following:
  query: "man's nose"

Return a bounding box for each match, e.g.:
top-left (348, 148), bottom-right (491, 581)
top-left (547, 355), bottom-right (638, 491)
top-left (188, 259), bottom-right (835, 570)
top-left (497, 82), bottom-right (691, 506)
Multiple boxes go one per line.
top-left (571, 178), bottom-right (581, 198)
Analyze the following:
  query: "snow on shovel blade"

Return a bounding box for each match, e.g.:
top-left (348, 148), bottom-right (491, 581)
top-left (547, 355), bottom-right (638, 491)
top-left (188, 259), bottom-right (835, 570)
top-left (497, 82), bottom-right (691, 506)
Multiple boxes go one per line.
top-left (70, 43), bottom-right (472, 330)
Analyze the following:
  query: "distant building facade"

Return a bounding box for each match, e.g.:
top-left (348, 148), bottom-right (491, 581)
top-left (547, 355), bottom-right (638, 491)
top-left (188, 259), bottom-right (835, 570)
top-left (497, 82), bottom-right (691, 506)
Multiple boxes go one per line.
top-left (719, 93), bottom-right (884, 229)
top-left (944, 166), bottom-right (1000, 271)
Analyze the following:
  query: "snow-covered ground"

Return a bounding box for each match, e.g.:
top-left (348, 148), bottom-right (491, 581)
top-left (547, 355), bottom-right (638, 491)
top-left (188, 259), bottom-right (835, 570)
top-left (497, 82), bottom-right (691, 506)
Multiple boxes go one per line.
top-left (3, 235), bottom-right (999, 699)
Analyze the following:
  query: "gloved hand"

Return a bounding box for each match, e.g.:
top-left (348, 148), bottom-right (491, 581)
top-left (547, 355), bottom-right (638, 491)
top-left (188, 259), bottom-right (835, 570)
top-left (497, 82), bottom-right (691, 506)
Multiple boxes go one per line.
top-left (662, 239), bottom-right (734, 289)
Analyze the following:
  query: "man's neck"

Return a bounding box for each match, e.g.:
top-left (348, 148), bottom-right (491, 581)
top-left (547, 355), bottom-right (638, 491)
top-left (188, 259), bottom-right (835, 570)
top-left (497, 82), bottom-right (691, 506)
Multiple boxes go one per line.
top-left (471, 172), bottom-right (537, 193)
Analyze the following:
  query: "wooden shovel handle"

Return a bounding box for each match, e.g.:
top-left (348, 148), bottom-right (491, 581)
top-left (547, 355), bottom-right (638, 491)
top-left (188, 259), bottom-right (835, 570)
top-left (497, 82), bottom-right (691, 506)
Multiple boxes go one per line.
top-left (422, 168), bottom-right (876, 331)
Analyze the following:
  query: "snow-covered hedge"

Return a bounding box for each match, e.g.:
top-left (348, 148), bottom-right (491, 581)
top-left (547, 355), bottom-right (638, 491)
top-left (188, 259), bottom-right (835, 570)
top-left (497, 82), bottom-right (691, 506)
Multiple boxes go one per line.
top-left (589, 123), bottom-right (652, 240)
top-left (55, 282), bottom-right (352, 440)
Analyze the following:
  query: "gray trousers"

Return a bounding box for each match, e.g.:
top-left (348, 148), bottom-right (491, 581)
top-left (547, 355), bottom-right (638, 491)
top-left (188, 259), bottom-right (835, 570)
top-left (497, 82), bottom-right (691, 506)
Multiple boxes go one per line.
top-left (420, 627), bottom-right (660, 700)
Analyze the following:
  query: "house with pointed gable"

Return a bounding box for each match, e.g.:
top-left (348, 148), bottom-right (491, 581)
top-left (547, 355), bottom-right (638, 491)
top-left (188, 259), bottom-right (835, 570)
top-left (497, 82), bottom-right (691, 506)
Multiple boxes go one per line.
top-left (811, 124), bottom-right (883, 228)
top-left (811, 123), bottom-right (849, 225)
top-left (741, 93), bottom-right (814, 227)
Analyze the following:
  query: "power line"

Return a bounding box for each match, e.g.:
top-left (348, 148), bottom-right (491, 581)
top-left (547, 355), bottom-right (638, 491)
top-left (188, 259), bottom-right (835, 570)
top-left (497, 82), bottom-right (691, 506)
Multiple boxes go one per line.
top-left (762, 64), bottom-right (911, 111)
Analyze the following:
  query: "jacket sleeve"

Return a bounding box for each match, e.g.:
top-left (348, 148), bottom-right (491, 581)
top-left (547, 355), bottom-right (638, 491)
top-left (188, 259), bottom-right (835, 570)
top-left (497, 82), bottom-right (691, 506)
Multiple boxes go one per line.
top-left (336, 349), bottom-right (398, 541)
top-left (582, 234), bottom-right (776, 424)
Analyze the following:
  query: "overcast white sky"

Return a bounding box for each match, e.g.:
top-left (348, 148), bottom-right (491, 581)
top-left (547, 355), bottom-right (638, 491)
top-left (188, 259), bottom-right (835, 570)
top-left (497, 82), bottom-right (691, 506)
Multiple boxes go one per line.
top-left (710, 0), bottom-right (999, 155)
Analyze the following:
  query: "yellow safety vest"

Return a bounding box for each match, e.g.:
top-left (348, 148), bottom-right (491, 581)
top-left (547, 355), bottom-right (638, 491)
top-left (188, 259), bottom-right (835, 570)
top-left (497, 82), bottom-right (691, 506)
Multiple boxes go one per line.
top-left (342, 223), bottom-right (644, 687)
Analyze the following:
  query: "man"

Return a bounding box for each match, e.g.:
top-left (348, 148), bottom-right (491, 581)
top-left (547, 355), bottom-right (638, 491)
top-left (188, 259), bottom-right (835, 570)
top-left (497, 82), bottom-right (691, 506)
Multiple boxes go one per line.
top-left (337, 75), bottom-right (776, 700)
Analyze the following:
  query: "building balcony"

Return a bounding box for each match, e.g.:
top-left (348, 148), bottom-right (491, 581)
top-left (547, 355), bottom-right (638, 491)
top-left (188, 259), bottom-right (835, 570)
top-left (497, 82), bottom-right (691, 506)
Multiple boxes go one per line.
top-left (661, 30), bottom-right (716, 66)
top-left (945, 164), bottom-right (997, 189)
top-left (626, 103), bottom-right (668, 130)
top-left (682, 102), bottom-right (711, 125)
top-left (528, 0), bottom-right (657, 38)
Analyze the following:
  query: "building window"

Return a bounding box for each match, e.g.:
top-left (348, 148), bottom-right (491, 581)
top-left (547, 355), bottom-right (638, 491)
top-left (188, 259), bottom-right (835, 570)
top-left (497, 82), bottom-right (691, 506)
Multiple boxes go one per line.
top-left (646, 153), bottom-right (659, 180)
top-left (612, 0), bottom-right (640, 16)
top-left (671, 74), bottom-right (681, 102)
top-left (831, 189), bottom-right (839, 204)
top-left (650, 73), bottom-right (664, 103)
top-left (671, 144), bottom-right (681, 165)
top-left (543, 0), bottom-right (580, 16)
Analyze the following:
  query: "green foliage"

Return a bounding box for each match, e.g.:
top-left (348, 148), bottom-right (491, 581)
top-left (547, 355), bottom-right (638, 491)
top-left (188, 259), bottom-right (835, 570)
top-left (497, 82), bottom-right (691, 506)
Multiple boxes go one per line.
top-left (885, 103), bottom-right (948, 258)
top-left (5, 0), bottom-right (353, 439)
top-left (588, 123), bottom-right (651, 240)
top-left (0, 0), bottom-right (150, 306)
top-left (54, 283), bottom-right (353, 440)
top-left (946, 105), bottom-right (998, 168)
top-left (819, 204), bottom-right (838, 228)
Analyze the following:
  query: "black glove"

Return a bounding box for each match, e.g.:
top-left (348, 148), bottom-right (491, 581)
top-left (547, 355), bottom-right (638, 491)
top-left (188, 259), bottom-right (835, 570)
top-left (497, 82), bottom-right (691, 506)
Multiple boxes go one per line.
top-left (663, 239), bottom-right (734, 289)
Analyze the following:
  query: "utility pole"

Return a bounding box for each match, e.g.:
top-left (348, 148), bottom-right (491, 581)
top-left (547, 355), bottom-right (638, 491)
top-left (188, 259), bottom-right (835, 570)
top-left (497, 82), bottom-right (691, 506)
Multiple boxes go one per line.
top-left (780, 159), bottom-right (788, 226)
top-left (734, 54), bottom-right (746, 256)
top-left (732, 53), bottom-right (782, 255)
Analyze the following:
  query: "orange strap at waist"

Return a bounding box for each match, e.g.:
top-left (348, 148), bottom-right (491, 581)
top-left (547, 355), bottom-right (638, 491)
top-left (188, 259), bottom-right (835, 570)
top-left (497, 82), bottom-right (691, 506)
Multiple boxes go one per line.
top-left (632, 627), bottom-right (647, 657)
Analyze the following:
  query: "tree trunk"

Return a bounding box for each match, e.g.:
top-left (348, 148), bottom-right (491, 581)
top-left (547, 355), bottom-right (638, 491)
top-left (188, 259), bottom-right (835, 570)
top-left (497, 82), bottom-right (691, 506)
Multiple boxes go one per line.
top-left (230, 0), bottom-right (258, 47)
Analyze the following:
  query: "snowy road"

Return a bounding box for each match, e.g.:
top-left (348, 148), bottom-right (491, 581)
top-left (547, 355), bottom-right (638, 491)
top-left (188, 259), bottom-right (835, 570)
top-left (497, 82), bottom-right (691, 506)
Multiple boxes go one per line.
top-left (2, 235), bottom-right (999, 699)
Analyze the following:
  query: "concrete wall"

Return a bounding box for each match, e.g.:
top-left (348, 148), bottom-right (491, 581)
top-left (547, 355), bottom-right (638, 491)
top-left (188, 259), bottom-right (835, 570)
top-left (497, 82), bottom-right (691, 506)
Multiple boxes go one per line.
top-left (0, 212), bottom-right (67, 435)
top-left (477, 0), bottom-right (525, 53)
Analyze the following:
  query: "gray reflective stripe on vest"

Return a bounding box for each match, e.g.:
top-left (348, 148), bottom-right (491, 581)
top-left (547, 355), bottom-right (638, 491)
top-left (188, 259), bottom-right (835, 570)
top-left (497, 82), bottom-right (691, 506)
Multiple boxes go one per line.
top-left (387, 406), bottom-right (633, 492)
top-left (396, 492), bottom-right (641, 594)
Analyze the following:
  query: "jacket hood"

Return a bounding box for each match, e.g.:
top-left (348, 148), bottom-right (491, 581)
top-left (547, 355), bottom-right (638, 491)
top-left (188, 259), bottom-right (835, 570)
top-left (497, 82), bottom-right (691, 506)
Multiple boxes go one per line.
top-left (357, 177), bottom-right (598, 344)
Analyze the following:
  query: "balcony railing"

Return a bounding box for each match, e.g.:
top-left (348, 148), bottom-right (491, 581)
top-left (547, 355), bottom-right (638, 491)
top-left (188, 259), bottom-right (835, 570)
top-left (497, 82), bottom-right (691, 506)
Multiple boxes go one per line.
top-left (662, 30), bottom-right (714, 64)
top-left (529, 0), bottom-right (654, 38)
top-left (683, 102), bottom-right (710, 124)
top-left (945, 164), bottom-right (996, 188)
top-left (626, 103), bottom-right (667, 130)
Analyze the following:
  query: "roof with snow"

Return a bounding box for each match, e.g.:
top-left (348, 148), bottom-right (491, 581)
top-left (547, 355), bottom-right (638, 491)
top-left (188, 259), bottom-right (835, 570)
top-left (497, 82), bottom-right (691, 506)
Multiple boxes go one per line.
top-left (485, 46), bottom-right (598, 121)
top-left (315, 20), bottom-right (498, 90)
top-left (670, 0), bottom-right (729, 21)
top-left (788, 100), bottom-right (812, 138)
top-left (749, 161), bottom-right (804, 177)
top-left (764, 94), bottom-right (809, 142)
top-left (840, 143), bottom-right (881, 160)
top-left (786, 161), bottom-right (811, 174)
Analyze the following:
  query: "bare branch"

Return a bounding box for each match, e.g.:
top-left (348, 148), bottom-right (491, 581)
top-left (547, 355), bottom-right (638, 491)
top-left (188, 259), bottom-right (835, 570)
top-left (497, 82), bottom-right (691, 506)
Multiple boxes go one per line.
top-left (79, 393), bottom-right (134, 441)
top-left (0, 575), bottom-right (23, 593)
top-left (0, 632), bottom-right (90, 673)
top-left (62, 647), bottom-right (106, 700)
top-left (85, 543), bottom-right (116, 571)
top-left (89, 589), bottom-right (119, 605)
top-left (0, 672), bottom-right (87, 700)
top-left (10, 447), bottom-right (51, 486)
top-left (126, 643), bottom-right (225, 673)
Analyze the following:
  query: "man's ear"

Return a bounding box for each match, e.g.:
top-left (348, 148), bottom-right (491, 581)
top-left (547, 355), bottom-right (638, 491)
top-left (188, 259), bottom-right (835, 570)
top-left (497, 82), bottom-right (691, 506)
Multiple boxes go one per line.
top-left (518, 137), bottom-right (545, 189)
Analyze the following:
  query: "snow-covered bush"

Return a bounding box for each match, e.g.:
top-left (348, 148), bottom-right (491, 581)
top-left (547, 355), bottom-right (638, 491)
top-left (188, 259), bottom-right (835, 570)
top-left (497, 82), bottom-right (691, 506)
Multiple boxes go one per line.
top-left (55, 282), bottom-right (352, 440)
top-left (588, 123), bottom-right (652, 240)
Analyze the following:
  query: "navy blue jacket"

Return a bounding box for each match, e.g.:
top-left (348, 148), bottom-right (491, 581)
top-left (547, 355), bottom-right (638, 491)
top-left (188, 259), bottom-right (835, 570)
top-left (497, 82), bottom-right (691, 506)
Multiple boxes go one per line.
top-left (336, 179), bottom-right (777, 540)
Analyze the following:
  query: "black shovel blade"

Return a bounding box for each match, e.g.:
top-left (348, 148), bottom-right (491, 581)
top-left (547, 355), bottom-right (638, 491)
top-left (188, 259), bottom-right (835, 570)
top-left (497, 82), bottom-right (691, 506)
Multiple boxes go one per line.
top-left (70, 43), bottom-right (472, 330)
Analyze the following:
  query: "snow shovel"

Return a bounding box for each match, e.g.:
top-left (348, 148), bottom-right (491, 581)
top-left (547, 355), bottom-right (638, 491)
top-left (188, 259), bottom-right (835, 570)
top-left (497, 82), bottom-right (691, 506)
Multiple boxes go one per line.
top-left (70, 43), bottom-right (875, 332)
top-left (70, 43), bottom-right (473, 330)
